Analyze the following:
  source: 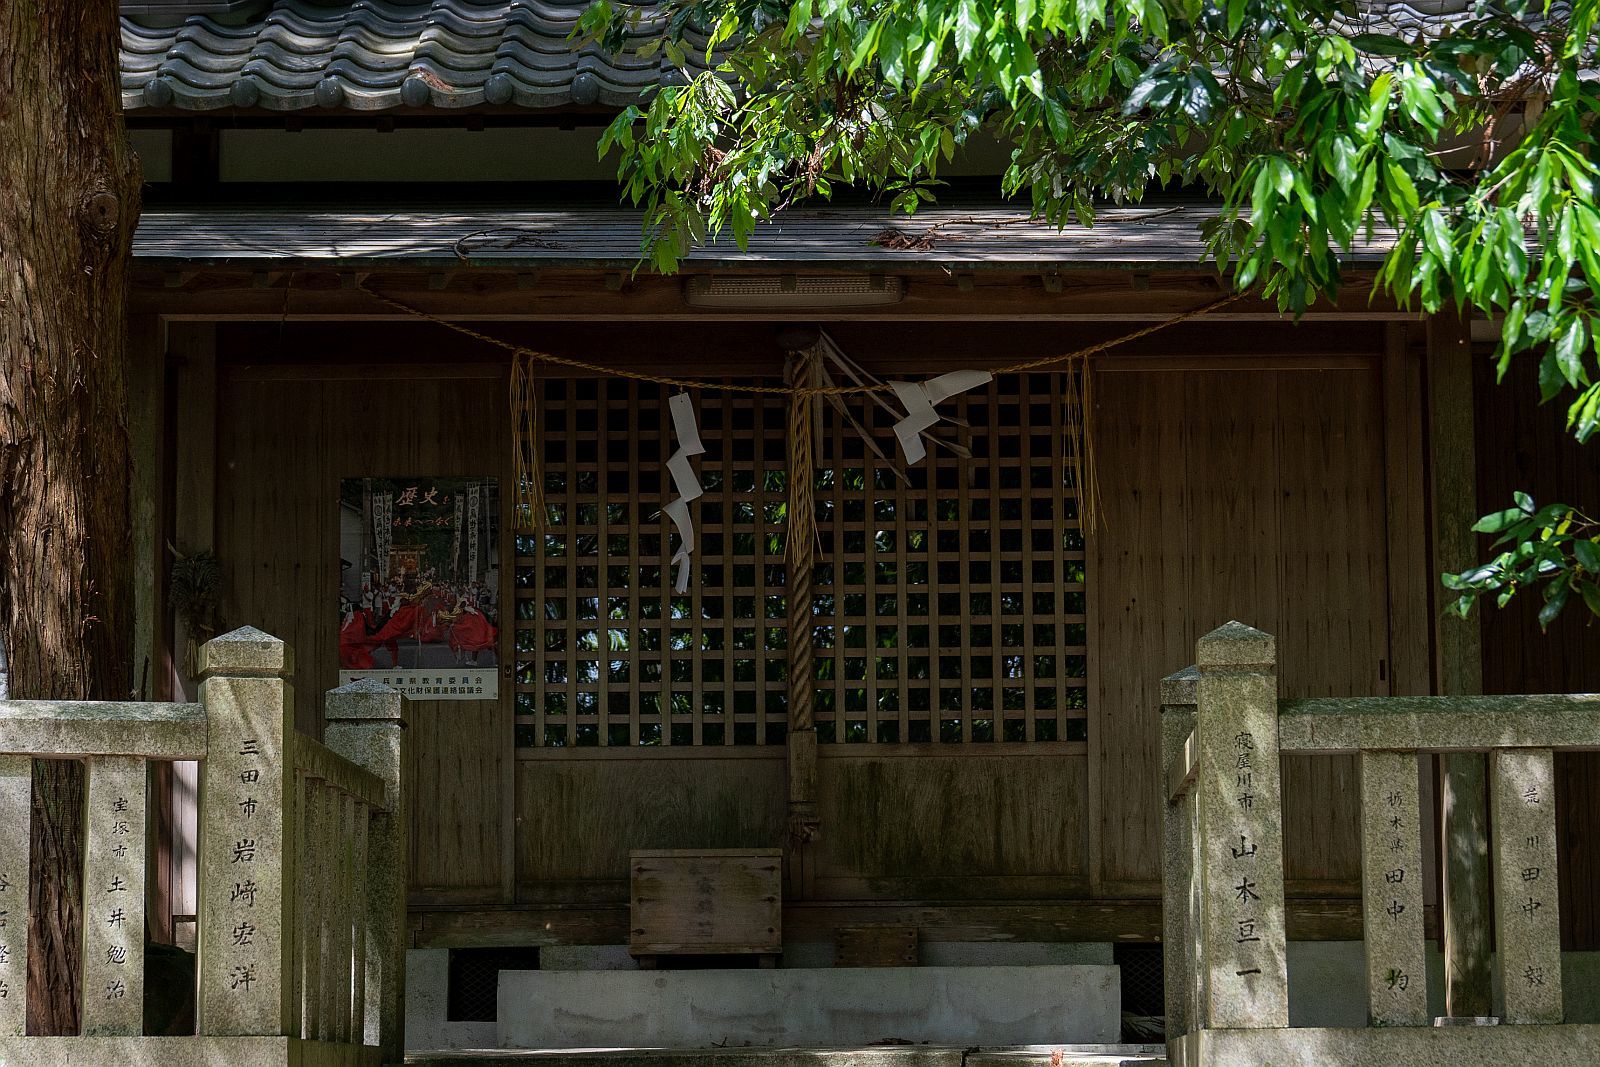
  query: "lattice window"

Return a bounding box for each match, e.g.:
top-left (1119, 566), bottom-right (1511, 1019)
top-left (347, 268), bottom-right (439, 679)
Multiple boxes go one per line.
top-left (514, 378), bottom-right (790, 747)
top-left (811, 372), bottom-right (1087, 744)
top-left (514, 371), bottom-right (1087, 748)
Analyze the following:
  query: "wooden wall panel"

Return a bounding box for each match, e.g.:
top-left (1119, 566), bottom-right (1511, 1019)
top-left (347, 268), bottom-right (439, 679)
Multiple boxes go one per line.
top-left (812, 750), bottom-right (1088, 899)
top-left (215, 352), bottom-right (510, 902)
top-left (514, 754), bottom-right (787, 900)
top-left (1092, 360), bottom-right (1390, 892)
top-left (1474, 348), bottom-right (1600, 949)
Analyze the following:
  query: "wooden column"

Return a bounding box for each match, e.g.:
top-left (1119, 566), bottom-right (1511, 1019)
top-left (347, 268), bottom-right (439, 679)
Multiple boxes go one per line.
top-left (1427, 311), bottom-right (1493, 1019)
top-left (129, 313), bottom-right (169, 702)
top-left (130, 314), bottom-right (177, 948)
top-left (170, 322), bottom-right (217, 949)
top-left (782, 331), bottom-right (822, 899)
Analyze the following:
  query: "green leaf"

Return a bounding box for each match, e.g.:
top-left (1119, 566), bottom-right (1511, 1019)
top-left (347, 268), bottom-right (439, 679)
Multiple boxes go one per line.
top-left (1473, 507), bottom-right (1527, 534)
top-left (954, 0), bottom-right (982, 58)
top-left (1350, 33), bottom-right (1412, 56)
top-left (1538, 581), bottom-right (1571, 631)
top-left (1552, 318), bottom-right (1591, 388)
top-left (1385, 161), bottom-right (1419, 219)
top-left (1226, 0), bottom-right (1246, 37)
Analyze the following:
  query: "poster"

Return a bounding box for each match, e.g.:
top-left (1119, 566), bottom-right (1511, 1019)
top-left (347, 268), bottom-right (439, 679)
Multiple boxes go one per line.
top-left (338, 477), bottom-right (500, 699)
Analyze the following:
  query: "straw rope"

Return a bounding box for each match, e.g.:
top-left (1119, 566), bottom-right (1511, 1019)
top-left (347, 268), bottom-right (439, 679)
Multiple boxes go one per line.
top-left (1062, 353), bottom-right (1102, 531)
top-left (784, 342), bottom-right (822, 733)
top-left (359, 282), bottom-right (1250, 396)
top-left (377, 279), bottom-right (1240, 537)
top-left (510, 352), bottom-right (546, 531)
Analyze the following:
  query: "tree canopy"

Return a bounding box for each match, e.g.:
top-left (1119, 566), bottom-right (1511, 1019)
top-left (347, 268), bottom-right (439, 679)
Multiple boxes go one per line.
top-left (580, 0), bottom-right (1600, 625)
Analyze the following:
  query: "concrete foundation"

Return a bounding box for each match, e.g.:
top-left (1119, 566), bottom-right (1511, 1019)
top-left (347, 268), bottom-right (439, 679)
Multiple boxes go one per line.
top-left (495, 965), bottom-right (1121, 1048)
top-left (406, 949), bottom-right (497, 1052)
top-left (404, 942), bottom-right (1600, 1054)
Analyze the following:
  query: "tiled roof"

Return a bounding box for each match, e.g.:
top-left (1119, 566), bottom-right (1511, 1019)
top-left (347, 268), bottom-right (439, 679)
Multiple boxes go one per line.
top-left (130, 203), bottom-right (1401, 268)
top-left (121, 0), bottom-right (715, 111)
top-left (121, 0), bottom-right (1483, 113)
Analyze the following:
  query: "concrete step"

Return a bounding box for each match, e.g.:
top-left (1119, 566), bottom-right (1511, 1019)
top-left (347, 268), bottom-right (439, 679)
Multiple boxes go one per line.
top-left (407, 1045), bottom-right (1169, 1067)
top-left (494, 966), bottom-right (1122, 1049)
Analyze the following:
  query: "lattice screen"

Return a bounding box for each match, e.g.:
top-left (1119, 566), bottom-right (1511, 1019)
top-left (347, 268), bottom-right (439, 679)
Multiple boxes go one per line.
top-left (515, 378), bottom-right (791, 747)
top-left (514, 372), bottom-right (1086, 748)
top-left (810, 371), bottom-right (1087, 745)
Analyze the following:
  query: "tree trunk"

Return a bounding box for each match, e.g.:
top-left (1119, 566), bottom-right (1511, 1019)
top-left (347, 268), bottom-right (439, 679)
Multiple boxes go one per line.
top-left (0, 2), bottom-right (141, 1035)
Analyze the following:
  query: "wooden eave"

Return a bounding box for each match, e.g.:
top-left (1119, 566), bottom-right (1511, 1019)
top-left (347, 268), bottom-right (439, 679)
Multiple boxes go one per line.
top-left (132, 264), bottom-right (1420, 322)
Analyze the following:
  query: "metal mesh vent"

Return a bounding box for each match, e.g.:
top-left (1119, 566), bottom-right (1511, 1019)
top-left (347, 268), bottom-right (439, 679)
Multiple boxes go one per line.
top-left (1115, 942), bottom-right (1165, 1020)
top-left (447, 946), bottom-right (540, 1022)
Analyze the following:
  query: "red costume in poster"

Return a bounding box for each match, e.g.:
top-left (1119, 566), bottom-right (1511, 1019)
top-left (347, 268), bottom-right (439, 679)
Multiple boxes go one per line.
top-left (448, 602), bottom-right (497, 658)
top-left (339, 608), bottom-right (378, 669)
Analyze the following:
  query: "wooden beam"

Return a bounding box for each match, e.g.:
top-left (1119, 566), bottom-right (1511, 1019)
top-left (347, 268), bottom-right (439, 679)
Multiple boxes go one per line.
top-left (131, 269), bottom-right (1424, 322)
top-left (1382, 323), bottom-right (1432, 698)
top-left (407, 896), bottom-right (1413, 949)
top-left (1426, 310), bottom-right (1492, 1020)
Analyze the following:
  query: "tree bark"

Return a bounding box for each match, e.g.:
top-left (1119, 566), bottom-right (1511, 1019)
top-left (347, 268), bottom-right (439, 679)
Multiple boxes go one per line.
top-left (0, 1), bottom-right (141, 1035)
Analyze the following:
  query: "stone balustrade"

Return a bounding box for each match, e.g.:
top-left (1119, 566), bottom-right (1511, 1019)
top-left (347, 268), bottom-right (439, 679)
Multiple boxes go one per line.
top-left (0, 626), bottom-right (407, 1066)
top-left (1161, 621), bottom-right (1600, 1067)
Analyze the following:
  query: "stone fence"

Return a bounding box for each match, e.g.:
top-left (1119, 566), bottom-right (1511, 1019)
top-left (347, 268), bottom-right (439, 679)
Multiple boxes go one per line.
top-left (0, 626), bottom-right (407, 1067)
top-left (1161, 621), bottom-right (1600, 1067)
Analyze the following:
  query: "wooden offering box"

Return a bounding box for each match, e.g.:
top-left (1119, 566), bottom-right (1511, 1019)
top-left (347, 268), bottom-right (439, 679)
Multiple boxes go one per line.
top-left (629, 849), bottom-right (783, 966)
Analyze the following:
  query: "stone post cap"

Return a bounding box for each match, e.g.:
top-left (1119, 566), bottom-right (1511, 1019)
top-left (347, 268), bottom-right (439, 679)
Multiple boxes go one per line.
top-left (197, 626), bottom-right (292, 678)
top-left (1196, 620), bottom-right (1276, 670)
top-left (325, 678), bottom-right (407, 726)
top-left (1161, 666), bottom-right (1200, 708)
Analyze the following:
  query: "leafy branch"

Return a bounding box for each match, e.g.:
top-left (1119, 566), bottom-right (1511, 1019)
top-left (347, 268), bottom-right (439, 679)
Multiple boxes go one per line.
top-left (579, 0), bottom-right (1600, 623)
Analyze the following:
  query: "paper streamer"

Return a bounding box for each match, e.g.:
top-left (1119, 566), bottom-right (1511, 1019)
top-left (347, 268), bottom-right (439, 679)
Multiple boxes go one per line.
top-left (663, 392), bottom-right (707, 592)
top-left (889, 369), bottom-right (994, 464)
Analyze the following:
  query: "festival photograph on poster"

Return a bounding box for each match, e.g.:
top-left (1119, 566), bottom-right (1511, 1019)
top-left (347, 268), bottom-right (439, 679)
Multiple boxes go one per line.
top-left (337, 477), bottom-right (500, 700)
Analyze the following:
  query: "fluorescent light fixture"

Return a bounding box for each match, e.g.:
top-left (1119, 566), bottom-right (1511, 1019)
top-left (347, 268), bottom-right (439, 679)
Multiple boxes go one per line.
top-left (1470, 316), bottom-right (1503, 343)
top-left (684, 274), bottom-right (903, 309)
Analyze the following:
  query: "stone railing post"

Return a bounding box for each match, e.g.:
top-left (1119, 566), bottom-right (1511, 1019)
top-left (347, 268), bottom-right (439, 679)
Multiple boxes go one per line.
top-left (1194, 621), bottom-right (1288, 1029)
top-left (325, 679), bottom-right (409, 1062)
top-left (1491, 748), bottom-right (1563, 1023)
top-left (1161, 666), bottom-right (1200, 1041)
top-left (1359, 751), bottom-right (1428, 1025)
top-left (0, 755), bottom-right (29, 1036)
top-left (196, 626), bottom-right (296, 1036)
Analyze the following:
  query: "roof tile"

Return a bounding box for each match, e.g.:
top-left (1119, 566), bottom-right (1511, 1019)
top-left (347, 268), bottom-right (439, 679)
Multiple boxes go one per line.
top-left (123, 0), bottom-right (1518, 113)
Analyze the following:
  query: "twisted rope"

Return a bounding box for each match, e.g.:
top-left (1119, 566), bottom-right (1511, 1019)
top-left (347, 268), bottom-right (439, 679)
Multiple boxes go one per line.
top-left (510, 352), bottom-right (546, 532)
top-left (359, 283), bottom-right (1250, 396)
top-left (785, 342), bottom-right (822, 734)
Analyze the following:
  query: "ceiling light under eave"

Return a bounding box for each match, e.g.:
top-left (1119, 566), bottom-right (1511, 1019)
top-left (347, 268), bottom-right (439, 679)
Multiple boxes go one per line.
top-left (683, 274), bottom-right (904, 309)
